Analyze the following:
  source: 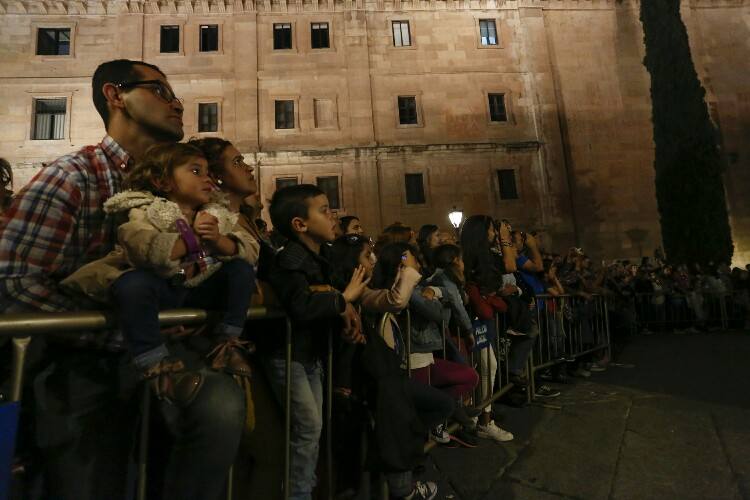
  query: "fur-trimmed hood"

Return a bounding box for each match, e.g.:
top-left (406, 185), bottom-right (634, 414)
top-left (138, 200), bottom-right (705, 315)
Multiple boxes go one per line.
top-left (104, 190), bottom-right (238, 234)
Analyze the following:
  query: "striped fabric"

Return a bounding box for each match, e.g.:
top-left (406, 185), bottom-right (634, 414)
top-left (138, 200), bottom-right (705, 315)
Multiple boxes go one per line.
top-left (0, 136), bottom-right (131, 313)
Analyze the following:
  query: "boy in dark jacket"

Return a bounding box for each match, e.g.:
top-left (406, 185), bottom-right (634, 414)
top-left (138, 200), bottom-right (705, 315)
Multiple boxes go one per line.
top-left (264, 184), bottom-right (365, 500)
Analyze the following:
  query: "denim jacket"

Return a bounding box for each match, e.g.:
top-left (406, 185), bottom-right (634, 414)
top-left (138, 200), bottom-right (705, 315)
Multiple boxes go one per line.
top-left (407, 285), bottom-right (448, 353)
top-left (428, 269), bottom-right (473, 334)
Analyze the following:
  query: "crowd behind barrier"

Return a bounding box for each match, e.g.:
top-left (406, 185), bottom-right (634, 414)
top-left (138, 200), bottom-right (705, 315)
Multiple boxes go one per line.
top-left (1, 58), bottom-right (749, 500)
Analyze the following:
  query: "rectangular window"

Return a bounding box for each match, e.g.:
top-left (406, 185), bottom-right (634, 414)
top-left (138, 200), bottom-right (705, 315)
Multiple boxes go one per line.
top-left (497, 169), bottom-right (518, 200)
top-left (275, 177), bottom-right (299, 191)
top-left (199, 24), bottom-right (219, 52)
top-left (313, 98), bottom-right (335, 128)
top-left (273, 23), bottom-right (293, 50)
top-left (404, 173), bottom-right (426, 205)
top-left (392, 21), bottom-right (411, 47)
top-left (32, 98), bottom-right (66, 140)
top-left (316, 176), bottom-right (340, 209)
top-left (36, 28), bottom-right (71, 55)
top-left (198, 103), bottom-right (219, 132)
top-left (479, 19), bottom-right (498, 46)
top-left (274, 100), bottom-right (295, 129)
top-left (397, 96), bottom-right (418, 125)
top-left (488, 93), bottom-right (508, 122)
top-left (160, 25), bottom-right (180, 53)
top-left (311, 22), bottom-right (330, 49)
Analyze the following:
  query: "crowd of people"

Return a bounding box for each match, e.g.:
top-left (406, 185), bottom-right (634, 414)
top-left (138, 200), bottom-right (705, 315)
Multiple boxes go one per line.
top-left (0, 58), bottom-right (747, 500)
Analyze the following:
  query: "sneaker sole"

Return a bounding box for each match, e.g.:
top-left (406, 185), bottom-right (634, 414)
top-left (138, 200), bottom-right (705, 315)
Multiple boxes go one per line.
top-left (476, 431), bottom-right (513, 443)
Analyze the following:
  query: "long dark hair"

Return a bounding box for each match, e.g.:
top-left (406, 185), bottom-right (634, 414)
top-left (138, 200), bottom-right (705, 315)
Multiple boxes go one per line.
top-left (417, 224), bottom-right (439, 268)
top-left (329, 235), bottom-right (369, 291)
top-left (432, 244), bottom-right (464, 286)
top-left (372, 242), bottom-right (414, 290)
top-left (460, 215), bottom-right (496, 286)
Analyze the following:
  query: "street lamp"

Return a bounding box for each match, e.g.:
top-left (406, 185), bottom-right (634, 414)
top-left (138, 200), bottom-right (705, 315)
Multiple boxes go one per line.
top-left (448, 206), bottom-right (463, 237)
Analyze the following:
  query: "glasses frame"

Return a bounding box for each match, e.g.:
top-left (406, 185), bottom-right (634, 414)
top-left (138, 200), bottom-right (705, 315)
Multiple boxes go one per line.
top-left (116, 80), bottom-right (183, 104)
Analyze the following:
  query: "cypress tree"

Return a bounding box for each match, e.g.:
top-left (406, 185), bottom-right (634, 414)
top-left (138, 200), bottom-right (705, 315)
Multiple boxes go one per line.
top-left (640, 0), bottom-right (733, 265)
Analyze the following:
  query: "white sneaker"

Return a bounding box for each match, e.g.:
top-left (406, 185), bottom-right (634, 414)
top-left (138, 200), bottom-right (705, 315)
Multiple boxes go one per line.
top-left (476, 421), bottom-right (514, 442)
top-left (430, 423), bottom-right (450, 444)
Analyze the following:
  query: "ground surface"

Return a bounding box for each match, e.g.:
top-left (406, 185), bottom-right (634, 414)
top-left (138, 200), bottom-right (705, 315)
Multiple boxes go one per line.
top-left (420, 331), bottom-right (750, 500)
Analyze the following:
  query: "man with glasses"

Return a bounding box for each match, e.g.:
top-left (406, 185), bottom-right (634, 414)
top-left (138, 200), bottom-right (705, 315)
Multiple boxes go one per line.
top-left (0, 59), bottom-right (245, 500)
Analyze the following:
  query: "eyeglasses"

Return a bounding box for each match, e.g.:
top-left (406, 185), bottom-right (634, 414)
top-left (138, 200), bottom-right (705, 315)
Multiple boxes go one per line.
top-left (116, 80), bottom-right (183, 104)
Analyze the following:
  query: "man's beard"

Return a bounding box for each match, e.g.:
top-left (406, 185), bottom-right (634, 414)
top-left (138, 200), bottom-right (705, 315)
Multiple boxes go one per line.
top-left (123, 103), bottom-right (184, 142)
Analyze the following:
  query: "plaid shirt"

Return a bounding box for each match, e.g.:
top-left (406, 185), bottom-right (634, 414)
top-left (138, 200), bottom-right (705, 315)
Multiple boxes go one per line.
top-left (0, 136), bottom-right (131, 313)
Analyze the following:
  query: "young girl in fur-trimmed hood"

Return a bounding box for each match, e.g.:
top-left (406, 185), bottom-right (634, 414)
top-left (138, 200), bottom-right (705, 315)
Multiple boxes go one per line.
top-left (63, 143), bottom-right (258, 407)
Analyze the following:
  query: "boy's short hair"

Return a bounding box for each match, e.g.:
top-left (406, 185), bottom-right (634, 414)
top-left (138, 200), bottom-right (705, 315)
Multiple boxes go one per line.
top-left (270, 184), bottom-right (325, 240)
top-left (125, 143), bottom-right (205, 197)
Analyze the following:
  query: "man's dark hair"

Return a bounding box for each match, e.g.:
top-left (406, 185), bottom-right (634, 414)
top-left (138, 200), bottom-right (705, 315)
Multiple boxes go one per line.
top-left (269, 184), bottom-right (325, 240)
top-left (92, 59), bottom-right (166, 129)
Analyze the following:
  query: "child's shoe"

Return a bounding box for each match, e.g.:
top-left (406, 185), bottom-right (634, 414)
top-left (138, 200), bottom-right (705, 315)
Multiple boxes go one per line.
top-left (207, 336), bottom-right (254, 376)
top-left (143, 357), bottom-right (204, 407)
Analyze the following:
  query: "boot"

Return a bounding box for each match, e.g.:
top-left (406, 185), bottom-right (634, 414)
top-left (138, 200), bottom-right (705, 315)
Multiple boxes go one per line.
top-left (207, 336), bottom-right (254, 377)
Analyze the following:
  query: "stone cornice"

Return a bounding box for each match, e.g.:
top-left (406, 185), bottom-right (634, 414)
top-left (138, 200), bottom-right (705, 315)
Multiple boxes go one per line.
top-left (0, 0), bottom-right (745, 15)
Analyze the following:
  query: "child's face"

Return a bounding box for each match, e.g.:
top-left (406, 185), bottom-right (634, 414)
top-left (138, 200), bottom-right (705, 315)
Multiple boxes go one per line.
top-left (298, 194), bottom-right (337, 243)
top-left (358, 246), bottom-right (374, 278)
top-left (167, 157), bottom-right (213, 208)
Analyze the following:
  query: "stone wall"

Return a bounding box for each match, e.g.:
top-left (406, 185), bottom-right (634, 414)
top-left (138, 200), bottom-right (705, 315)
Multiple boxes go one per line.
top-left (0, 0), bottom-right (748, 263)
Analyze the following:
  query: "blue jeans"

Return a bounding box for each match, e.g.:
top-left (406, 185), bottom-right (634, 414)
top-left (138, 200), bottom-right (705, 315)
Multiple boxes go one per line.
top-left (263, 358), bottom-right (324, 500)
top-left (111, 260), bottom-right (255, 368)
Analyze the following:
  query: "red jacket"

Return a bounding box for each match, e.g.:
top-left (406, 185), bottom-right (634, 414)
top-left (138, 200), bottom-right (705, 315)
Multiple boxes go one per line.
top-left (466, 283), bottom-right (507, 320)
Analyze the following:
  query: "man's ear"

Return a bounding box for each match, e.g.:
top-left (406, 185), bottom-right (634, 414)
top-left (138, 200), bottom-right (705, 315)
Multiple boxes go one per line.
top-left (291, 216), bottom-right (307, 233)
top-left (102, 82), bottom-right (126, 113)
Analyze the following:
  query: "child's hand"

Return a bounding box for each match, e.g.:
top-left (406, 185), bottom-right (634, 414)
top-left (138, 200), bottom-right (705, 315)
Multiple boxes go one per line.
top-left (194, 212), bottom-right (220, 242)
top-left (342, 265), bottom-right (371, 303)
top-left (421, 287), bottom-right (436, 301)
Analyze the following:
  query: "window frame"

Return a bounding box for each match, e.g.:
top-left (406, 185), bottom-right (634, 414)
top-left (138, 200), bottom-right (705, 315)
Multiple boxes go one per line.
top-left (159, 24), bottom-right (182, 54)
top-left (496, 168), bottom-right (520, 201)
top-left (32, 22), bottom-right (76, 59)
top-left (391, 20), bottom-right (412, 48)
top-left (273, 22), bottom-right (294, 51)
top-left (478, 19), bottom-right (498, 47)
top-left (473, 17), bottom-right (503, 49)
top-left (274, 175), bottom-right (302, 192)
top-left (404, 172), bottom-right (427, 206)
top-left (312, 97), bottom-right (339, 130)
top-left (316, 175), bottom-right (342, 210)
top-left (310, 22), bottom-right (331, 50)
top-left (395, 94), bottom-right (423, 128)
top-left (199, 24), bottom-right (220, 53)
top-left (487, 93), bottom-right (508, 123)
top-left (273, 98), bottom-right (298, 131)
top-left (197, 101), bottom-right (221, 134)
top-left (30, 96), bottom-right (70, 141)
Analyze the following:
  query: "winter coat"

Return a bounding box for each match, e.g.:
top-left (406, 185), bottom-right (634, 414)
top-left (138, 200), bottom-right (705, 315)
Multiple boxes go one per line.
top-left (61, 190), bottom-right (259, 302)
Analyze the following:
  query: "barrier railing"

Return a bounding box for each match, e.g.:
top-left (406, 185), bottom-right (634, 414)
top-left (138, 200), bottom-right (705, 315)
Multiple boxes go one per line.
top-left (0, 306), bottom-right (292, 500)
top-left (631, 291), bottom-right (750, 332)
top-left (527, 294), bottom-right (611, 399)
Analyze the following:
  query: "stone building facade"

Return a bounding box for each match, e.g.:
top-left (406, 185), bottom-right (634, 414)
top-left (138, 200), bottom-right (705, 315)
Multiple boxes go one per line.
top-left (0, 0), bottom-right (748, 263)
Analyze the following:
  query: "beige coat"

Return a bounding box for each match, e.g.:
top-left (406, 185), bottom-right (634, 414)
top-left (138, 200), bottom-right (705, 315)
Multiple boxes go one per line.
top-left (61, 190), bottom-right (260, 303)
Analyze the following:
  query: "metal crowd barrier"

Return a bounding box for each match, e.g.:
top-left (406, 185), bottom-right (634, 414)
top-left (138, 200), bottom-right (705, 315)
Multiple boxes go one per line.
top-left (0, 306), bottom-right (293, 500)
top-left (528, 294), bottom-right (611, 399)
top-left (632, 291), bottom-right (750, 332)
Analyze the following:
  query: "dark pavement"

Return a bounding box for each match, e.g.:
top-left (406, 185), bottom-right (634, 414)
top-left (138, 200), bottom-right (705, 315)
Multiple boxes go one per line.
top-left (419, 331), bottom-right (750, 500)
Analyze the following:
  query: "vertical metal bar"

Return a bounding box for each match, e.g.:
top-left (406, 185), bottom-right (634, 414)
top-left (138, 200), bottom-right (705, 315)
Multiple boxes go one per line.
top-left (226, 465), bottom-right (234, 500)
top-left (441, 317), bottom-right (447, 360)
top-left (326, 329), bottom-right (333, 500)
top-left (604, 297), bottom-right (612, 360)
top-left (284, 317), bottom-right (292, 500)
top-left (137, 385), bottom-right (151, 500)
top-left (10, 336), bottom-right (31, 402)
top-left (405, 310), bottom-right (412, 376)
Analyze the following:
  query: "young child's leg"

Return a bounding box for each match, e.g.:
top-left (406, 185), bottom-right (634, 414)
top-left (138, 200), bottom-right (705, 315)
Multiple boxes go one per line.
top-left (186, 260), bottom-right (256, 375)
top-left (111, 269), bottom-right (202, 406)
top-left (263, 357), bottom-right (324, 500)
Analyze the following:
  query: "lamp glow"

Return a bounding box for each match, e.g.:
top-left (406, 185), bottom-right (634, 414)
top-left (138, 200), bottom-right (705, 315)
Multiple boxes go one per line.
top-left (448, 207), bottom-right (463, 229)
